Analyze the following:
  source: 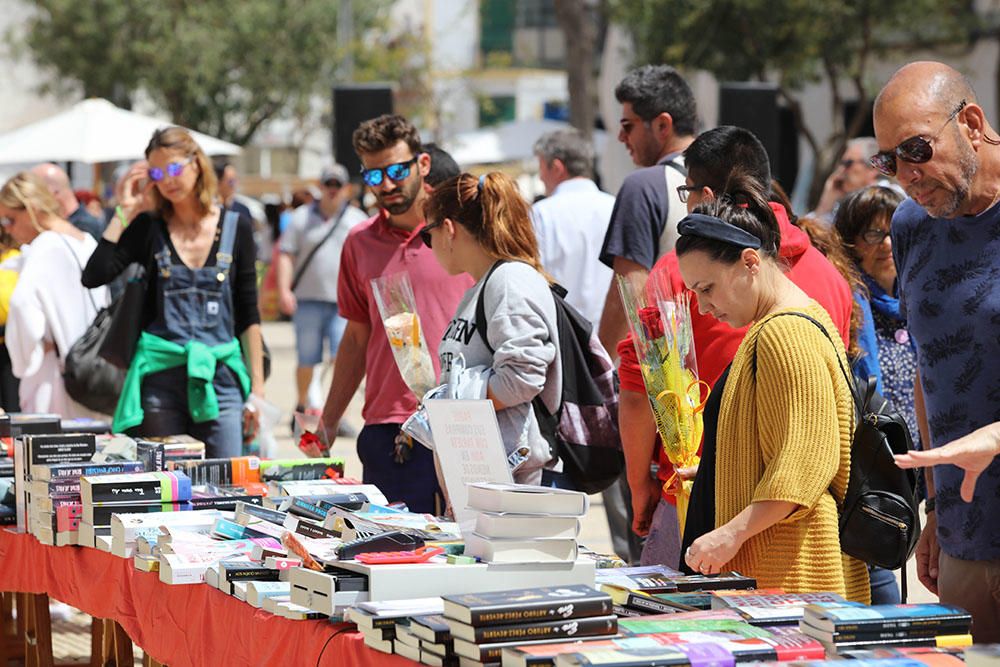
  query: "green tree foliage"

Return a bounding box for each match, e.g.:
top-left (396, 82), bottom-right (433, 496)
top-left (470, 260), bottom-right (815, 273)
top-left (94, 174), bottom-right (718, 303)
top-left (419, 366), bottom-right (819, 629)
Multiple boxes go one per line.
top-left (609, 0), bottom-right (977, 204)
top-left (15, 0), bottom-right (426, 145)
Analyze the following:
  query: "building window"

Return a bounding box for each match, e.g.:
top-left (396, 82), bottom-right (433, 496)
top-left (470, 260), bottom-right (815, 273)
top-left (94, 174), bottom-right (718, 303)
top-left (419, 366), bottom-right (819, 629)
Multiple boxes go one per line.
top-left (480, 0), bottom-right (515, 59)
top-left (479, 96), bottom-right (516, 127)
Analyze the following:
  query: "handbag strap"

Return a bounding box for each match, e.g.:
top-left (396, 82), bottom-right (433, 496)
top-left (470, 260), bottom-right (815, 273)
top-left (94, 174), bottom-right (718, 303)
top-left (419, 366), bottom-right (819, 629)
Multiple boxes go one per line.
top-left (290, 203), bottom-right (350, 292)
top-left (751, 310), bottom-right (865, 414)
top-left (56, 232), bottom-right (100, 316)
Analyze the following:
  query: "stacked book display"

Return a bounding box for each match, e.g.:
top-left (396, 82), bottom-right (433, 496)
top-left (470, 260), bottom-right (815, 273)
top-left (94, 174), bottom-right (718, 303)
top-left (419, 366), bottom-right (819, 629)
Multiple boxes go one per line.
top-left (441, 586), bottom-right (617, 666)
top-left (595, 566), bottom-right (758, 617)
top-left (349, 598), bottom-right (445, 657)
top-left (798, 603), bottom-right (974, 653)
top-left (463, 483), bottom-right (588, 564)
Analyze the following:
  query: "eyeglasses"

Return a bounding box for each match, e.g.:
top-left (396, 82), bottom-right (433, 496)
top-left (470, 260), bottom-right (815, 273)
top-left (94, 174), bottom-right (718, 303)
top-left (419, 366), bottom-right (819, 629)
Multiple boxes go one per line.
top-left (323, 179), bottom-right (343, 189)
top-left (860, 228), bottom-right (891, 245)
top-left (676, 184), bottom-right (705, 203)
top-left (361, 157), bottom-right (418, 187)
top-left (148, 158), bottom-right (193, 182)
top-left (869, 99), bottom-right (967, 177)
top-left (419, 219), bottom-right (444, 248)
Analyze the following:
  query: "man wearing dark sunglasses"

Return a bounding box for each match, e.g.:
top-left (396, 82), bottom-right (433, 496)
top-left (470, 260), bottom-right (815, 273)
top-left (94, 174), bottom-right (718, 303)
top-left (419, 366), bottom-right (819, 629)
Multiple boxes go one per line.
top-left (874, 61), bottom-right (1000, 643)
top-left (318, 114), bottom-right (471, 515)
top-left (810, 137), bottom-right (884, 222)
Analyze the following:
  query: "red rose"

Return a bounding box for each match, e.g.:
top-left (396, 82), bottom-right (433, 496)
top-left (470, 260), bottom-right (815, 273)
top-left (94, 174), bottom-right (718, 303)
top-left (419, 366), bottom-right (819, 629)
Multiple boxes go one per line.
top-left (638, 306), bottom-right (665, 339)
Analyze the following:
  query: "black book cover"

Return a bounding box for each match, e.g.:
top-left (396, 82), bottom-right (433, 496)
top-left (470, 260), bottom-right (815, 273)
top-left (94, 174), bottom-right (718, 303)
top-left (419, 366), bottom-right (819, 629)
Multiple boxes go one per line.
top-left (444, 586), bottom-right (613, 627)
top-left (35, 461), bottom-right (145, 482)
top-left (669, 572), bottom-right (756, 592)
top-left (805, 603), bottom-right (972, 634)
top-left (625, 593), bottom-right (689, 615)
top-left (286, 498), bottom-right (329, 521)
top-left (829, 624), bottom-right (972, 643)
top-left (167, 459), bottom-right (235, 486)
top-left (136, 441), bottom-right (165, 472)
top-left (85, 502), bottom-right (194, 526)
top-left (293, 519), bottom-right (337, 540)
top-left (221, 562), bottom-right (281, 583)
top-left (26, 434), bottom-right (97, 467)
top-left (410, 614), bottom-right (453, 644)
top-left (85, 472), bottom-right (191, 504)
top-left (468, 615), bottom-right (616, 644)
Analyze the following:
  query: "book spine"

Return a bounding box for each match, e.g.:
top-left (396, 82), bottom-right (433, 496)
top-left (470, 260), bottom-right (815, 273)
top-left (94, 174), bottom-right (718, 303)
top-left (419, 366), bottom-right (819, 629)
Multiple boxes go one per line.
top-left (823, 617), bottom-right (972, 633)
top-left (188, 495), bottom-right (262, 511)
top-left (44, 461), bottom-right (145, 481)
top-left (469, 597), bottom-right (613, 626)
top-left (624, 593), bottom-right (682, 615)
top-left (293, 519), bottom-right (337, 540)
top-left (473, 616), bottom-right (617, 643)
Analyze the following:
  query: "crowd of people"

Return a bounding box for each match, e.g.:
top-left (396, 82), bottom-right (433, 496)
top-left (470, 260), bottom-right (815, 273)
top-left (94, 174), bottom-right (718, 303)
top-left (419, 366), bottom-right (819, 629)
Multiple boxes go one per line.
top-left (0, 57), bottom-right (998, 642)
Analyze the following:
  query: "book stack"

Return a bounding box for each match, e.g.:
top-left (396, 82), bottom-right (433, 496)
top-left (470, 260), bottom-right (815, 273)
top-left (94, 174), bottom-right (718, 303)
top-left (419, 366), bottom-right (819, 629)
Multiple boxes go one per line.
top-left (462, 483), bottom-right (589, 564)
top-left (595, 565), bottom-right (758, 617)
top-left (711, 591), bottom-right (855, 626)
top-left (166, 455), bottom-right (262, 486)
top-left (27, 460), bottom-right (143, 546)
top-left (264, 478), bottom-right (386, 506)
top-left (78, 470), bottom-right (193, 551)
top-left (441, 586), bottom-right (617, 666)
top-left (348, 598), bottom-right (445, 657)
top-left (841, 646), bottom-right (967, 666)
top-left (798, 603), bottom-right (974, 653)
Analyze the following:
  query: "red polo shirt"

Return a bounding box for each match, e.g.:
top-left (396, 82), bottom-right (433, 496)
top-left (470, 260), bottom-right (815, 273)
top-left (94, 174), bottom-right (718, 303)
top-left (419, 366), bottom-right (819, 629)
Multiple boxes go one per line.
top-left (617, 202), bottom-right (853, 502)
top-left (337, 210), bottom-right (473, 424)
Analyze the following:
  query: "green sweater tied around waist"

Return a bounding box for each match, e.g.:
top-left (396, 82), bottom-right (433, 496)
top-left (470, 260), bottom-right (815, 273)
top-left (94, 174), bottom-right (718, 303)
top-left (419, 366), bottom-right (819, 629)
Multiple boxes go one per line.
top-left (113, 331), bottom-right (251, 433)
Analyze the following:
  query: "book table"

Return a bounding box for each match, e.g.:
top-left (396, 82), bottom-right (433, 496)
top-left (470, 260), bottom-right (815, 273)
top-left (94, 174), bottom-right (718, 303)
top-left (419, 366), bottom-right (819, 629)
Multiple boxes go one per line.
top-left (0, 529), bottom-right (417, 667)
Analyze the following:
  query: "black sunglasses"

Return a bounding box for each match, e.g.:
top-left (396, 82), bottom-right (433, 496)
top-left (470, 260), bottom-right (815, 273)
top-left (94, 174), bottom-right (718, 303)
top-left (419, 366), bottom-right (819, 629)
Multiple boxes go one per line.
top-left (870, 99), bottom-right (967, 177)
top-left (420, 219), bottom-right (444, 248)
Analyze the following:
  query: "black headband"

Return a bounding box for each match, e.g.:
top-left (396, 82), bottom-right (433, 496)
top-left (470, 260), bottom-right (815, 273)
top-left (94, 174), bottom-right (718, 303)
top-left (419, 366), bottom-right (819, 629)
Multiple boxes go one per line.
top-left (677, 213), bottom-right (762, 250)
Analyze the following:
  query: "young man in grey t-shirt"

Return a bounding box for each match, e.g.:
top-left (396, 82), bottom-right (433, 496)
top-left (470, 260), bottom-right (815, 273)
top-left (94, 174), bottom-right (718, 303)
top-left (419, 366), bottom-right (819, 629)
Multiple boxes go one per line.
top-left (276, 163), bottom-right (367, 417)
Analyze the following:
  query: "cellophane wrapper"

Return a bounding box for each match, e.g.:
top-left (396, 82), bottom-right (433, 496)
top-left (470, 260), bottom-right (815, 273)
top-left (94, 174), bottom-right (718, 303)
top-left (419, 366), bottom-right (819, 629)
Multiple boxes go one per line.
top-left (370, 271), bottom-right (437, 399)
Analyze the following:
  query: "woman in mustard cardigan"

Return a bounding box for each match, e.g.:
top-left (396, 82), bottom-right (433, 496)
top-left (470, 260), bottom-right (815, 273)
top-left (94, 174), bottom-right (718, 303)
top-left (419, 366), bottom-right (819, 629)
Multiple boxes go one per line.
top-left (678, 174), bottom-right (870, 603)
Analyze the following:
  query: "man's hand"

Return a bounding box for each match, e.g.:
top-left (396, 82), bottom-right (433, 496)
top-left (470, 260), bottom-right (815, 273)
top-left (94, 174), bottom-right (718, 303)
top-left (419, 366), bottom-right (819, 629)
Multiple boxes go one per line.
top-left (279, 289), bottom-right (297, 316)
top-left (630, 474), bottom-right (661, 537)
top-left (895, 422), bottom-right (1000, 501)
top-left (915, 510), bottom-right (940, 595)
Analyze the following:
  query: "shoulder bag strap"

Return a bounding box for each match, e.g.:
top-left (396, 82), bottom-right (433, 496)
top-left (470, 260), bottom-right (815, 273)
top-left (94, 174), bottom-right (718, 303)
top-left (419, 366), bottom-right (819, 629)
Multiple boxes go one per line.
top-left (290, 204), bottom-right (350, 292)
top-left (473, 260), bottom-right (509, 356)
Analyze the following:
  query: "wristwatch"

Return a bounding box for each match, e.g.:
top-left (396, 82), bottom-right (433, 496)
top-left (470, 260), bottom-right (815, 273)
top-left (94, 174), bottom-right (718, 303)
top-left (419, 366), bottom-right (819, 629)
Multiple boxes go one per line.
top-left (925, 497), bottom-right (936, 513)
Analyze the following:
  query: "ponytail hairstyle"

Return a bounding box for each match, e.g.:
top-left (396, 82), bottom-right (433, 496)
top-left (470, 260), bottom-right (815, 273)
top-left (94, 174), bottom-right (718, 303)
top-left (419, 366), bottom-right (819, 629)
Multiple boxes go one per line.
top-left (423, 172), bottom-right (551, 280)
top-left (675, 170), bottom-right (781, 264)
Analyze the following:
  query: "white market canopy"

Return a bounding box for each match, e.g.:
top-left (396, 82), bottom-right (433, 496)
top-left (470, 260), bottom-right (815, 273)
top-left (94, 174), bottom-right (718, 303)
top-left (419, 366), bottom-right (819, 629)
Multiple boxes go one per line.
top-left (0, 98), bottom-right (241, 165)
top-left (444, 118), bottom-right (606, 167)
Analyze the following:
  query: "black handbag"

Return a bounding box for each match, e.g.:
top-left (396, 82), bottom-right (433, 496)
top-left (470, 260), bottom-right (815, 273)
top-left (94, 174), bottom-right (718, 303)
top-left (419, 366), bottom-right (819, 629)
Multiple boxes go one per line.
top-left (63, 305), bottom-right (126, 415)
top-left (99, 263), bottom-right (147, 369)
top-left (753, 312), bottom-right (921, 571)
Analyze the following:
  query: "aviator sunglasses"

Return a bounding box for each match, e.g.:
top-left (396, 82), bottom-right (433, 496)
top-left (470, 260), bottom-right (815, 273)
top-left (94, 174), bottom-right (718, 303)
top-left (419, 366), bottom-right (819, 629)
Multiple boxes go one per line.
top-left (361, 157), bottom-right (418, 187)
top-left (148, 157), bottom-right (193, 182)
top-left (869, 99), bottom-right (967, 177)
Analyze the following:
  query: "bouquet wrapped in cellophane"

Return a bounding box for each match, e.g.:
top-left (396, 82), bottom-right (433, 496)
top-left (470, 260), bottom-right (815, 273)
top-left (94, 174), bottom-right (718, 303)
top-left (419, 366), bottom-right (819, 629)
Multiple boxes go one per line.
top-left (617, 272), bottom-right (708, 534)
top-left (371, 271), bottom-right (437, 399)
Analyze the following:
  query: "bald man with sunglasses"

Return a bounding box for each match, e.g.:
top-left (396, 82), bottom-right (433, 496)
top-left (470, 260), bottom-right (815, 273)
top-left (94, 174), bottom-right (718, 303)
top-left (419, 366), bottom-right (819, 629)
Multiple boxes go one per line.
top-left (874, 61), bottom-right (1000, 643)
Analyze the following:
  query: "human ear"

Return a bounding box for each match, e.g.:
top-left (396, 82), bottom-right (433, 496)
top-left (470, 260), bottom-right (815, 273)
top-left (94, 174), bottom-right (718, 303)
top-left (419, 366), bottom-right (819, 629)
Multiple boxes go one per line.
top-left (962, 104), bottom-right (987, 148)
top-left (418, 152), bottom-right (432, 177)
top-left (654, 112), bottom-right (674, 139)
top-left (741, 248), bottom-right (761, 275)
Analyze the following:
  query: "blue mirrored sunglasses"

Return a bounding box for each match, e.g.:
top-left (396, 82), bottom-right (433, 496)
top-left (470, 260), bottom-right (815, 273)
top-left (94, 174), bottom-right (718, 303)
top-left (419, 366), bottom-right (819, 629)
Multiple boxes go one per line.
top-left (148, 158), bottom-right (193, 183)
top-left (361, 157), bottom-right (417, 187)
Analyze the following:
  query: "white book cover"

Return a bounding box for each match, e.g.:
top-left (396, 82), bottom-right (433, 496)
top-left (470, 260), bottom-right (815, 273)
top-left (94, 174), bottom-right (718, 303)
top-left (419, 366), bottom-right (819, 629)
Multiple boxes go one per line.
top-left (474, 512), bottom-right (580, 539)
top-left (462, 532), bottom-right (578, 564)
top-left (424, 399), bottom-right (512, 532)
top-left (466, 483), bottom-right (588, 517)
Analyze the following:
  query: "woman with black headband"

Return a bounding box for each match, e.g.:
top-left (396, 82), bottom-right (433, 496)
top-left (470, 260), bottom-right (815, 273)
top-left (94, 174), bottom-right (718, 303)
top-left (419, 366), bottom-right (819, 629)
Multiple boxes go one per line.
top-left (677, 172), bottom-right (870, 603)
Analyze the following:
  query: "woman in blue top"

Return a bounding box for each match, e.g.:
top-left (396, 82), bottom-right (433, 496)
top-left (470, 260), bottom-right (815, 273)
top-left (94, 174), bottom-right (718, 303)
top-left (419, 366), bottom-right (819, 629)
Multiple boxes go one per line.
top-left (82, 127), bottom-right (265, 457)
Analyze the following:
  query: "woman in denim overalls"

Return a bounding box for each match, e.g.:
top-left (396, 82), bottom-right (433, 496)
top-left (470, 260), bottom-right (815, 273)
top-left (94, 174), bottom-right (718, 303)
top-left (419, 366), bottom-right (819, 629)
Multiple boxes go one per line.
top-left (83, 128), bottom-right (265, 457)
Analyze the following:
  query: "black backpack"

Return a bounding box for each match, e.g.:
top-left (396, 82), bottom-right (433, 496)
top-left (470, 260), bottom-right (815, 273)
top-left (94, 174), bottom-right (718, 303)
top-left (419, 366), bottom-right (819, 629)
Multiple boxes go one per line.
top-left (475, 261), bottom-right (623, 494)
top-left (753, 312), bottom-right (921, 571)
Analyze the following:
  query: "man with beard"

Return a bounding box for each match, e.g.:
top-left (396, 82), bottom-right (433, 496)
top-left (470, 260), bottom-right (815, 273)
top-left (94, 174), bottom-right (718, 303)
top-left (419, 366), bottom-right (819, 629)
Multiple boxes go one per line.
top-left (319, 115), bottom-right (472, 513)
top-left (874, 61), bottom-right (1000, 642)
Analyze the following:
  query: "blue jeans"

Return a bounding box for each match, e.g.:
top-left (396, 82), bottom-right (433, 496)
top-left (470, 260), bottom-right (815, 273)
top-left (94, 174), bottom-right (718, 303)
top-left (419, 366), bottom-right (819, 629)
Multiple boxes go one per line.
top-left (293, 300), bottom-right (347, 366)
top-left (133, 366), bottom-right (244, 459)
top-left (869, 564), bottom-right (901, 604)
top-left (357, 424), bottom-right (442, 514)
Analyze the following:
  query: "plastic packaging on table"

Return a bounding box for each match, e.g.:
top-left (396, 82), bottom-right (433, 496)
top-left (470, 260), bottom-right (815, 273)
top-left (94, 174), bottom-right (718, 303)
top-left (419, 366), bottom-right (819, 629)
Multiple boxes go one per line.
top-left (401, 353), bottom-right (492, 450)
top-left (249, 395), bottom-right (282, 459)
top-left (370, 271), bottom-right (437, 399)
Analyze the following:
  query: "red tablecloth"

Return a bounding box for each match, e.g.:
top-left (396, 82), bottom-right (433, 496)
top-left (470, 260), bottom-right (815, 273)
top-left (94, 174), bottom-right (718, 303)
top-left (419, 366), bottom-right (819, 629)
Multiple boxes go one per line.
top-left (0, 529), bottom-right (418, 667)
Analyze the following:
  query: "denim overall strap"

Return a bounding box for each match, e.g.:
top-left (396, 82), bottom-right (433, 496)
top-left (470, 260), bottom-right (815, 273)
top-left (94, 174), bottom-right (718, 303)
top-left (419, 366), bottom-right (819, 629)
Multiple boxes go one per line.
top-left (215, 210), bottom-right (238, 277)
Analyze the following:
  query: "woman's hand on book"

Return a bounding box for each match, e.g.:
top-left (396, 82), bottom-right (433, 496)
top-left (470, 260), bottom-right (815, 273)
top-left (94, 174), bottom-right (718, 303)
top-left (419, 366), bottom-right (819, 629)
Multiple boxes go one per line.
top-left (685, 524), bottom-right (741, 575)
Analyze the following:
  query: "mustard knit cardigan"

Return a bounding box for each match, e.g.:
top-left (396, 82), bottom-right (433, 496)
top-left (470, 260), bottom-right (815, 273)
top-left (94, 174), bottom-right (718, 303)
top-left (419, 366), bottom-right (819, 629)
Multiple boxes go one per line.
top-left (716, 302), bottom-right (870, 603)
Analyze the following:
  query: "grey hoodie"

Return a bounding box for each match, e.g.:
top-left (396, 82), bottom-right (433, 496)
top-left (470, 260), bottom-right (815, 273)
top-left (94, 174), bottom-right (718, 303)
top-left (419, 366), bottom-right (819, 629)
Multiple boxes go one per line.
top-left (438, 261), bottom-right (562, 484)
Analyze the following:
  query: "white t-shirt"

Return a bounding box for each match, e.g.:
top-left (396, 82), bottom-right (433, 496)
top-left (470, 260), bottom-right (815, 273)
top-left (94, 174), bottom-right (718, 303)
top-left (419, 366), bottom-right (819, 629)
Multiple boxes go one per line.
top-left (530, 179), bottom-right (615, 327)
top-left (279, 202), bottom-right (367, 302)
top-left (6, 231), bottom-right (109, 416)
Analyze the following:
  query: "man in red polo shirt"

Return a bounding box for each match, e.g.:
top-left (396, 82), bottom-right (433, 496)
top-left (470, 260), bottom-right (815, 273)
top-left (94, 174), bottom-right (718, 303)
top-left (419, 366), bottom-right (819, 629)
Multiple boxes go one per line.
top-left (619, 126), bottom-right (853, 568)
top-left (319, 115), bottom-right (472, 513)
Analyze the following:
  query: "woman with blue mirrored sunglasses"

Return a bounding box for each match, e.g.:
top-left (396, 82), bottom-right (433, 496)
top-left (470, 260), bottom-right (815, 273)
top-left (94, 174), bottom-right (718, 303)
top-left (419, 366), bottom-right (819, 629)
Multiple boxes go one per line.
top-left (147, 157), bottom-right (193, 183)
top-left (361, 157), bottom-right (418, 187)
